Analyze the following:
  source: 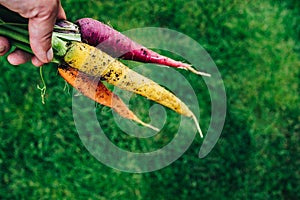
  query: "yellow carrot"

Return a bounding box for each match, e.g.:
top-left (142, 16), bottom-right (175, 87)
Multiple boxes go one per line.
top-left (63, 42), bottom-right (203, 137)
top-left (58, 65), bottom-right (159, 131)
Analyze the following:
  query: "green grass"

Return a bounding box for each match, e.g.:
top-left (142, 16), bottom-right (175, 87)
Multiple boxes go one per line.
top-left (1, 0), bottom-right (299, 199)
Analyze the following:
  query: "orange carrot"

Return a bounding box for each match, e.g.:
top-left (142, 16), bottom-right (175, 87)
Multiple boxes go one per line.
top-left (58, 65), bottom-right (159, 131)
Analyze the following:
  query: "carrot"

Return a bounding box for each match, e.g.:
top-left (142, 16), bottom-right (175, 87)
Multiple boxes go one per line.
top-left (58, 64), bottom-right (159, 131)
top-left (76, 18), bottom-right (210, 77)
top-left (0, 9), bottom-right (204, 137)
top-left (63, 42), bottom-right (203, 137)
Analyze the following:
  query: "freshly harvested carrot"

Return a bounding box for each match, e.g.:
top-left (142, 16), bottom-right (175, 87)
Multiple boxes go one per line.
top-left (76, 18), bottom-right (210, 77)
top-left (63, 42), bottom-right (203, 137)
top-left (58, 65), bottom-right (159, 131)
top-left (1, 8), bottom-right (204, 137)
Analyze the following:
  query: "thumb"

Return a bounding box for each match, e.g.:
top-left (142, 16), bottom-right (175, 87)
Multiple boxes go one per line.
top-left (28, 12), bottom-right (57, 64)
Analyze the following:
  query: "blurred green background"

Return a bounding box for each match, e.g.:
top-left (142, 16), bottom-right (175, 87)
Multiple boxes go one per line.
top-left (1, 0), bottom-right (299, 199)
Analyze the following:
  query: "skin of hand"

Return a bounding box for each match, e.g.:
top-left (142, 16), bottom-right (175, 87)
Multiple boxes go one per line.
top-left (0, 0), bottom-right (66, 66)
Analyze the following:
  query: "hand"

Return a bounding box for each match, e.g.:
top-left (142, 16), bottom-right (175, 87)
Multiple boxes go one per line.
top-left (0, 0), bottom-right (66, 66)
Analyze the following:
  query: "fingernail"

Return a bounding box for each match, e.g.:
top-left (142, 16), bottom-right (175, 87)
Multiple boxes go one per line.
top-left (46, 48), bottom-right (53, 62)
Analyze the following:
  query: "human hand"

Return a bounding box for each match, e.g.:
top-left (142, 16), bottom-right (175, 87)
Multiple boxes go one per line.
top-left (0, 0), bottom-right (66, 66)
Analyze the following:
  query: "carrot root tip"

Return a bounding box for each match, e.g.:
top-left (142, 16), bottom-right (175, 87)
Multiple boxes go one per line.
top-left (185, 65), bottom-right (211, 77)
top-left (135, 118), bottom-right (160, 132)
top-left (191, 114), bottom-right (203, 138)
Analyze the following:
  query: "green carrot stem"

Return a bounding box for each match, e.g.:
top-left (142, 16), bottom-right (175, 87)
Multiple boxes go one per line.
top-left (51, 35), bottom-right (68, 57)
top-left (52, 32), bottom-right (81, 42)
top-left (10, 39), bottom-right (32, 54)
top-left (0, 22), bottom-right (71, 62)
top-left (1, 23), bottom-right (28, 36)
top-left (0, 24), bottom-right (29, 44)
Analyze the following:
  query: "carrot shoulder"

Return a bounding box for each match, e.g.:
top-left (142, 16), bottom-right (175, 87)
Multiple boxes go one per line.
top-left (58, 65), bottom-right (159, 131)
top-left (63, 42), bottom-right (203, 137)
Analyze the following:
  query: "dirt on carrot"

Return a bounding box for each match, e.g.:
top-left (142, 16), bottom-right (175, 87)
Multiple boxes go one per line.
top-left (58, 64), bottom-right (159, 131)
top-left (63, 42), bottom-right (203, 137)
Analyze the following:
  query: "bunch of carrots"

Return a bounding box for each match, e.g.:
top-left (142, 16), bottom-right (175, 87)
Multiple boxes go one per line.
top-left (0, 6), bottom-right (210, 137)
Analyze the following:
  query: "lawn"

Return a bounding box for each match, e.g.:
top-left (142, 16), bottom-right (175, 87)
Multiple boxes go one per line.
top-left (0, 0), bottom-right (299, 199)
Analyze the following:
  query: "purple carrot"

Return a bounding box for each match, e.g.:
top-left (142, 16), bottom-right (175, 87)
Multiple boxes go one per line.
top-left (76, 18), bottom-right (210, 77)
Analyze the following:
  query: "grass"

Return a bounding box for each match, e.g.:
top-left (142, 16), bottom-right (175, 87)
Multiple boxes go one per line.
top-left (1, 0), bottom-right (299, 199)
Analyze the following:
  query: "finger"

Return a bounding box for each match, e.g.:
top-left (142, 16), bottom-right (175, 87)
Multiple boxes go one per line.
top-left (28, 11), bottom-right (56, 64)
top-left (7, 49), bottom-right (32, 65)
top-left (57, 3), bottom-right (67, 20)
top-left (0, 36), bottom-right (10, 56)
top-left (32, 56), bottom-right (45, 67)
